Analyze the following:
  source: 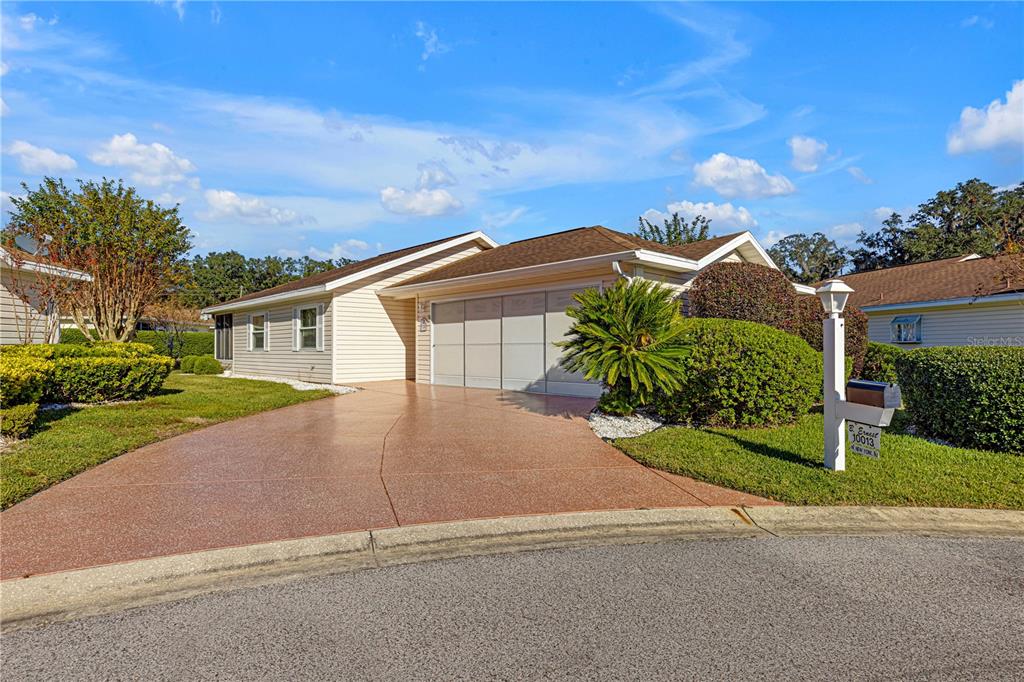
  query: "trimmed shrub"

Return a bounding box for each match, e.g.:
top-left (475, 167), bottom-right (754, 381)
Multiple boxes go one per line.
top-left (1, 402), bottom-right (38, 440)
top-left (896, 347), bottom-right (1024, 453)
top-left (180, 355), bottom-right (199, 373)
top-left (191, 356), bottom-right (224, 375)
top-left (0, 341), bottom-right (154, 360)
top-left (654, 319), bottom-right (822, 428)
top-left (689, 262), bottom-right (798, 332)
top-left (791, 297), bottom-right (870, 377)
top-left (861, 342), bottom-right (903, 383)
top-left (48, 355), bottom-right (174, 403)
top-left (0, 355), bottom-right (50, 407)
top-left (61, 328), bottom-right (214, 359)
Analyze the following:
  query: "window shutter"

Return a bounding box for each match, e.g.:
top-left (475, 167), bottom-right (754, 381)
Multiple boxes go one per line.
top-left (292, 307), bottom-right (300, 351)
top-left (316, 303), bottom-right (325, 351)
top-left (247, 314), bottom-right (253, 351)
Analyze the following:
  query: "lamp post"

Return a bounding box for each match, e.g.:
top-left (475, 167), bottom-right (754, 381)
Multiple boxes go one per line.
top-left (815, 279), bottom-right (854, 471)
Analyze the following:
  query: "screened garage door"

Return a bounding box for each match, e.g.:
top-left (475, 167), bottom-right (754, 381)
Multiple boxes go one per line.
top-left (431, 288), bottom-right (601, 398)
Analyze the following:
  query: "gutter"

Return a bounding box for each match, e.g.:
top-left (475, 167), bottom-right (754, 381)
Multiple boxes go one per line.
top-left (860, 292), bottom-right (1024, 313)
top-left (201, 284), bottom-right (328, 314)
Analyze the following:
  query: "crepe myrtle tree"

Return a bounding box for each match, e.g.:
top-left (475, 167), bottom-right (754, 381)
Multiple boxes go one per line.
top-left (4, 178), bottom-right (192, 342)
top-left (558, 279), bottom-right (691, 415)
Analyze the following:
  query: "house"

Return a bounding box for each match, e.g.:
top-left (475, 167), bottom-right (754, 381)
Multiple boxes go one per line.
top-left (0, 246), bottom-right (92, 345)
top-left (201, 226), bottom-right (810, 397)
top-left (841, 254), bottom-right (1024, 348)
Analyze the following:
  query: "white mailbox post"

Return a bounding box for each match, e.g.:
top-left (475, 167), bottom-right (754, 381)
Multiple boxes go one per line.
top-left (816, 280), bottom-right (854, 471)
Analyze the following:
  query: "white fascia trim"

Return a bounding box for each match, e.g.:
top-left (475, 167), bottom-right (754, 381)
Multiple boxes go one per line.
top-left (324, 231), bottom-right (497, 291)
top-left (201, 284), bottom-right (327, 314)
top-left (696, 232), bottom-right (778, 270)
top-left (793, 283), bottom-right (817, 295)
top-left (381, 250), bottom-right (637, 298)
top-left (0, 249), bottom-right (92, 281)
top-left (860, 292), bottom-right (1024, 313)
top-left (631, 250), bottom-right (699, 271)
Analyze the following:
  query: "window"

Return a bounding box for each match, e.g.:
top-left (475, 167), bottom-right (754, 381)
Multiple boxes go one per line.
top-left (891, 315), bottom-right (921, 344)
top-left (298, 306), bottom-right (317, 349)
top-left (250, 313), bottom-right (267, 351)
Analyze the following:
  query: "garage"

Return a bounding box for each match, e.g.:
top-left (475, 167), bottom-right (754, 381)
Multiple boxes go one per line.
top-left (431, 288), bottom-right (601, 397)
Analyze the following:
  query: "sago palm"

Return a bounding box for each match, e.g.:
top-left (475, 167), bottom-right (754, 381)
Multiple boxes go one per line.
top-left (559, 279), bottom-right (691, 411)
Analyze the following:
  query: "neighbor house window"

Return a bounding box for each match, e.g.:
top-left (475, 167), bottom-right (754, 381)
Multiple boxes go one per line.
top-left (293, 304), bottom-right (323, 351)
top-left (891, 315), bottom-right (921, 344)
top-left (250, 313), bottom-right (267, 351)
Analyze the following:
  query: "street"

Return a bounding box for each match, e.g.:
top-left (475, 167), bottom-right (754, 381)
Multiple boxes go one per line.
top-left (3, 536), bottom-right (1022, 680)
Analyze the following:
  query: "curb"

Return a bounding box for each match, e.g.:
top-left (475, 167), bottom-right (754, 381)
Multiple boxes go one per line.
top-left (3, 506), bottom-right (1022, 631)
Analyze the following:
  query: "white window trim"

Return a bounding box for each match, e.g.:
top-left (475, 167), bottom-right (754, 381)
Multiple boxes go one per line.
top-left (890, 315), bottom-right (922, 344)
top-left (249, 311), bottom-right (269, 352)
top-left (293, 303), bottom-right (324, 352)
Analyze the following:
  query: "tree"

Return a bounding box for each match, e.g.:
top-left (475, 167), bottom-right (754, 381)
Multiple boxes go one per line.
top-left (4, 178), bottom-right (192, 341)
top-left (850, 212), bottom-right (912, 272)
top-left (634, 212), bottom-right (711, 246)
top-left (145, 300), bottom-right (205, 358)
top-left (767, 233), bottom-right (848, 284)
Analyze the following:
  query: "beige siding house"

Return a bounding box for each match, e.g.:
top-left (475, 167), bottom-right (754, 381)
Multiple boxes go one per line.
top-left (202, 226), bottom-right (805, 397)
top-left (0, 247), bottom-right (91, 346)
top-left (841, 254), bottom-right (1024, 349)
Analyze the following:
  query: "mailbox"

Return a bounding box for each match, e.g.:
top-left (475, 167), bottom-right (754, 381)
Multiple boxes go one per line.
top-left (846, 379), bottom-right (902, 409)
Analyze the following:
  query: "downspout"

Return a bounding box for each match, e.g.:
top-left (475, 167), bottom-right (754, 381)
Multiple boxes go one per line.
top-left (611, 260), bottom-right (632, 282)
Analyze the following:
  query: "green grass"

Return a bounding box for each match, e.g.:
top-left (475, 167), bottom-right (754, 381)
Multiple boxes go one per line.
top-left (615, 412), bottom-right (1024, 509)
top-left (1, 373), bottom-right (333, 509)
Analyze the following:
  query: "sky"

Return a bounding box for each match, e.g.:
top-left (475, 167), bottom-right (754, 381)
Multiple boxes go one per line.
top-left (1, 2), bottom-right (1022, 263)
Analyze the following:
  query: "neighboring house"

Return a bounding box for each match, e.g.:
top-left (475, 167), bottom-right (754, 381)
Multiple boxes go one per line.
top-left (841, 254), bottom-right (1024, 348)
top-left (0, 246), bottom-right (92, 345)
top-left (201, 226), bottom-right (812, 397)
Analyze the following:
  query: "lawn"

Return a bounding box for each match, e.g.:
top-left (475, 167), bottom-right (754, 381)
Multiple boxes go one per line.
top-left (615, 412), bottom-right (1024, 509)
top-left (1, 373), bottom-right (334, 509)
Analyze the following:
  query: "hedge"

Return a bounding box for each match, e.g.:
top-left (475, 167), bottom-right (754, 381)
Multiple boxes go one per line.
top-left (1, 341), bottom-right (155, 360)
top-left (0, 356), bottom-right (49, 407)
top-left (1, 402), bottom-right (38, 440)
top-left (689, 262), bottom-right (797, 332)
top-left (655, 318), bottom-right (823, 428)
top-left (896, 346), bottom-right (1024, 453)
top-left (791, 297), bottom-right (870, 377)
top-left (48, 356), bottom-right (174, 403)
top-left (61, 328), bottom-right (214, 358)
top-left (180, 355), bottom-right (199, 373)
top-left (192, 356), bottom-right (223, 375)
top-left (861, 342), bottom-right (903, 383)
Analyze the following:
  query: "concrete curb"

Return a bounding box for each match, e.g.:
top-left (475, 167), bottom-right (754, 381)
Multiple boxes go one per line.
top-left (3, 506), bottom-right (1022, 632)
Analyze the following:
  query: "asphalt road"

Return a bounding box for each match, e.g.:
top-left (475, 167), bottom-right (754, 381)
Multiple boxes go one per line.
top-left (3, 536), bottom-right (1023, 680)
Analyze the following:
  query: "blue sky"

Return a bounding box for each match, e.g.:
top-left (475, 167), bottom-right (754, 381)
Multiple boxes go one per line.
top-left (2, 2), bottom-right (1022, 262)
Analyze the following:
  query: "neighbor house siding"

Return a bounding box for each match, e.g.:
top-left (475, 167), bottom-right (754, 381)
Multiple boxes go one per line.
top-left (230, 296), bottom-right (333, 383)
top-left (333, 244), bottom-right (484, 384)
top-left (866, 300), bottom-right (1024, 348)
top-left (413, 265), bottom-right (621, 384)
top-left (1, 269), bottom-right (57, 345)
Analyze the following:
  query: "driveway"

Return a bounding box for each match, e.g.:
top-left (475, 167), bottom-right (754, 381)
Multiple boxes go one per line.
top-left (0, 381), bottom-right (775, 579)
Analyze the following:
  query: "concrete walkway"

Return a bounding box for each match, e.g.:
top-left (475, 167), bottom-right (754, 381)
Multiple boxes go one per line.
top-left (0, 381), bottom-right (775, 579)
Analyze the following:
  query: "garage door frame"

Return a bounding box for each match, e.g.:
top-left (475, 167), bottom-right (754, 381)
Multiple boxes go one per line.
top-left (428, 279), bottom-right (604, 394)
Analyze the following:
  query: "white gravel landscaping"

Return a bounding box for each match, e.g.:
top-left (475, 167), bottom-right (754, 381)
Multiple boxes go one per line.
top-left (588, 409), bottom-right (663, 440)
top-left (217, 372), bottom-right (358, 395)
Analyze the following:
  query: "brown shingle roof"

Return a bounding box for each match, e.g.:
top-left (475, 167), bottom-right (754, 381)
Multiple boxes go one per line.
top-left (398, 226), bottom-right (747, 287)
top-left (208, 232), bottom-right (478, 308)
top-left (839, 254), bottom-right (1023, 307)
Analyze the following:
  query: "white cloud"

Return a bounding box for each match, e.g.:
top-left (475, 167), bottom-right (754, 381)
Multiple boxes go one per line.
top-left (416, 160), bottom-right (456, 189)
top-left (847, 166), bottom-right (874, 184)
top-left (155, 192), bottom-right (184, 205)
top-left (90, 133), bottom-right (197, 187)
top-left (1, 61), bottom-right (9, 76)
top-left (960, 15), bottom-right (993, 29)
top-left (872, 206), bottom-right (896, 221)
top-left (644, 199), bottom-right (757, 230)
top-left (762, 230), bottom-right (789, 248)
top-left (829, 222), bottom-right (863, 244)
top-left (306, 239), bottom-right (370, 261)
top-left (200, 189), bottom-right (305, 225)
top-left (0, 98), bottom-right (8, 117)
top-left (379, 186), bottom-right (462, 216)
top-left (692, 153), bottom-right (795, 199)
top-left (481, 206), bottom-right (527, 230)
top-left (787, 135), bottom-right (829, 172)
top-left (4, 140), bottom-right (77, 173)
top-left (414, 21), bottom-right (450, 69)
top-left (947, 80), bottom-right (1024, 154)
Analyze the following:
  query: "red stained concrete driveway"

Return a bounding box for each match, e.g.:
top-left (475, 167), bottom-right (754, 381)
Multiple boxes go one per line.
top-left (0, 381), bottom-right (777, 579)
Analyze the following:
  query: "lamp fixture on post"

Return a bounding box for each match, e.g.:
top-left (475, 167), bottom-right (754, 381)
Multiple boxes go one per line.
top-left (815, 279), bottom-right (855, 471)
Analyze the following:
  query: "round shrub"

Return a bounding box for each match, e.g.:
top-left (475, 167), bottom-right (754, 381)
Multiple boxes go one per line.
top-left (689, 262), bottom-right (798, 332)
top-left (896, 346), bottom-right (1024, 453)
top-left (791, 297), bottom-right (869, 377)
top-left (654, 319), bottom-right (823, 427)
top-left (192, 356), bottom-right (224, 375)
top-left (180, 355), bottom-right (199, 373)
top-left (0, 342), bottom-right (154, 360)
top-left (0, 355), bottom-right (50, 407)
top-left (1, 402), bottom-right (39, 440)
top-left (860, 342), bottom-right (903, 383)
top-left (49, 356), bottom-right (174, 403)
